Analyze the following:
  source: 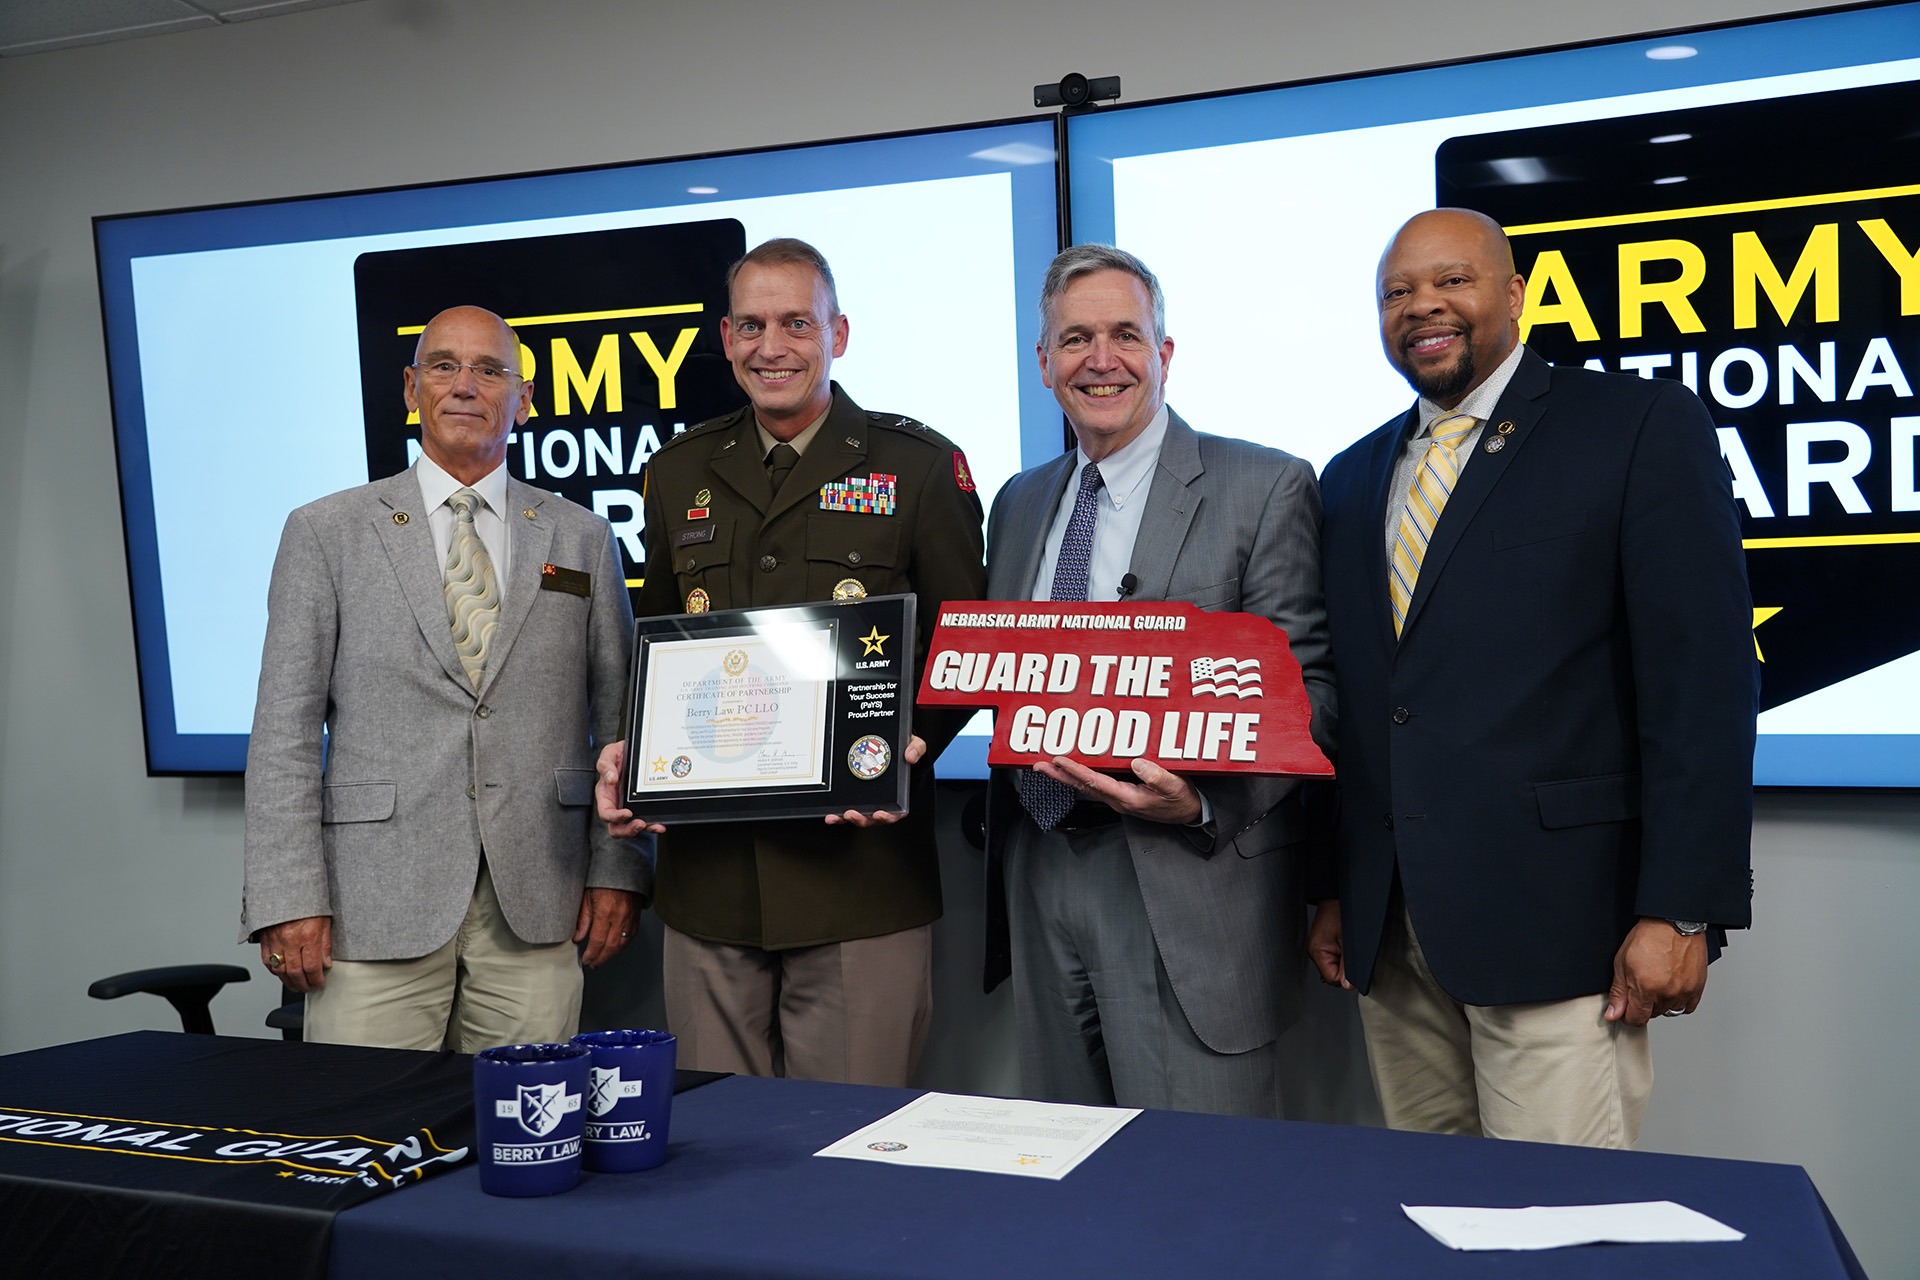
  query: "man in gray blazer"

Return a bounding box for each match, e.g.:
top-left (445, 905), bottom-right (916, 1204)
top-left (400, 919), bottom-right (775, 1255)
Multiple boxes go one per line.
top-left (984, 246), bottom-right (1335, 1116)
top-left (242, 305), bottom-right (645, 1052)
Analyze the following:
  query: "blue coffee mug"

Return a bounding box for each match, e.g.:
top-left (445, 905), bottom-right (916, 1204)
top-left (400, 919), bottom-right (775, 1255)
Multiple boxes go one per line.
top-left (472, 1042), bottom-right (591, 1196)
top-left (569, 1029), bottom-right (677, 1172)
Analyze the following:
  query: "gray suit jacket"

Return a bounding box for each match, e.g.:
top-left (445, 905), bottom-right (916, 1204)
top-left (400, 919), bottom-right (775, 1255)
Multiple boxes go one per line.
top-left (241, 468), bottom-right (643, 959)
top-left (984, 409), bottom-right (1335, 1053)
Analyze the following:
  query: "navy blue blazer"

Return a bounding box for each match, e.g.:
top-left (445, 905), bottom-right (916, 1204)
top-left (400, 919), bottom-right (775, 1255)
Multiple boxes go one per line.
top-left (1319, 349), bottom-right (1757, 1005)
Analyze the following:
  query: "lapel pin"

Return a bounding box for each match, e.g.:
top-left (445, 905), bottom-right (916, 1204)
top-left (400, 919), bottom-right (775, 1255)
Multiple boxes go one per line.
top-left (392, 511), bottom-right (410, 525)
top-left (523, 508), bottom-right (537, 520)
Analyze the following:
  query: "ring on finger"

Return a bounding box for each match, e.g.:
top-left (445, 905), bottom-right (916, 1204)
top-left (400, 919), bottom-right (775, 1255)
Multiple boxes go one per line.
top-left (266, 952), bottom-right (285, 972)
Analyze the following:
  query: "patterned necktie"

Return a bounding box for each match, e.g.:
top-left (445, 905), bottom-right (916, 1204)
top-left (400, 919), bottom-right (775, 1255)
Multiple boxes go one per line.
top-left (1388, 412), bottom-right (1475, 637)
top-left (766, 442), bottom-right (799, 496)
top-left (445, 488), bottom-right (501, 689)
top-left (1017, 461), bottom-right (1104, 830)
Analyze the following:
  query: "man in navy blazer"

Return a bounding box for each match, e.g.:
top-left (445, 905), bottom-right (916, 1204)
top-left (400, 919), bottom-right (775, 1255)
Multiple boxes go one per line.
top-left (1308, 210), bottom-right (1756, 1147)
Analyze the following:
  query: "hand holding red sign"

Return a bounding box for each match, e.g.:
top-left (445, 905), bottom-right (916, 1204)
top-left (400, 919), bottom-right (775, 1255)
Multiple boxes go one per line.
top-left (918, 602), bottom-right (1332, 776)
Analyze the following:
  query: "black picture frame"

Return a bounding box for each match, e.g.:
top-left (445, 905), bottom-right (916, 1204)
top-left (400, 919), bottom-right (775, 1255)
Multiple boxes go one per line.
top-left (622, 594), bottom-right (916, 822)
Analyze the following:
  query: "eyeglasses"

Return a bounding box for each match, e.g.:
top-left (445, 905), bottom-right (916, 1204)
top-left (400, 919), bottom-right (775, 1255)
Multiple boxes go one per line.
top-left (411, 360), bottom-right (523, 387)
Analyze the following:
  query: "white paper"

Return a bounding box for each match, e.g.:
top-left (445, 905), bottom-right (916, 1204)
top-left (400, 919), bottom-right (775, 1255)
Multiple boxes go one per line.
top-left (636, 624), bottom-right (834, 792)
top-left (815, 1092), bottom-right (1140, 1180)
top-left (1402, 1200), bottom-right (1746, 1251)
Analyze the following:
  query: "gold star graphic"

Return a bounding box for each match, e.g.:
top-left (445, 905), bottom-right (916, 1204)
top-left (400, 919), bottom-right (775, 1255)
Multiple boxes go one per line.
top-left (859, 626), bottom-right (890, 657)
top-left (1752, 606), bottom-right (1783, 662)
top-left (276, 1170), bottom-right (296, 1178)
top-left (650, 756), bottom-right (669, 774)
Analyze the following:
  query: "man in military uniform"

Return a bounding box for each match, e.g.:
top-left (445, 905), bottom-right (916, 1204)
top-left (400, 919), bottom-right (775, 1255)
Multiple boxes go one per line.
top-left (596, 238), bottom-right (986, 1086)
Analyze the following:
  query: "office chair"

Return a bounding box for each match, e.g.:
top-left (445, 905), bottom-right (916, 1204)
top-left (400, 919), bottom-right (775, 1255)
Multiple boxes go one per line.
top-left (88, 964), bottom-right (306, 1040)
top-left (87, 964), bottom-right (251, 1035)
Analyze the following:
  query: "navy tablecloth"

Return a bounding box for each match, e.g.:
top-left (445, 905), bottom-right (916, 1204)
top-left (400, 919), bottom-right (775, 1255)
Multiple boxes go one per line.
top-left (331, 1074), bottom-right (1864, 1280)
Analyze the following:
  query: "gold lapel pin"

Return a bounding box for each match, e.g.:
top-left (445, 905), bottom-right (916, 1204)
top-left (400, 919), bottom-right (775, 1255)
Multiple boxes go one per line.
top-left (392, 511), bottom-right (410, 525)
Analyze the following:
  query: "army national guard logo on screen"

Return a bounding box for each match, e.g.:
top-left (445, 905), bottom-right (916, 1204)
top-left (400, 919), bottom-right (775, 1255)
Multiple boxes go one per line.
top-left (354, 219), bottom-right (751, 611)
top-left (1438, 80), bottom-right (1920, 715)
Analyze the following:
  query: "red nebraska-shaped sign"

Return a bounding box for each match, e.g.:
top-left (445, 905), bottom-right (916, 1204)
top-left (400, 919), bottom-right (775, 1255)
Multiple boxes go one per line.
top-left (918, 601), bottom-right (1333, 776)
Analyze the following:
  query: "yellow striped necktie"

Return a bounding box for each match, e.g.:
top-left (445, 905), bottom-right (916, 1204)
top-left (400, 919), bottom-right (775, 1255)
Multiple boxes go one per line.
top-left (1388, 413), bottom-right (1475, 637)
top-left (445, 488), bottom-right (501, 689)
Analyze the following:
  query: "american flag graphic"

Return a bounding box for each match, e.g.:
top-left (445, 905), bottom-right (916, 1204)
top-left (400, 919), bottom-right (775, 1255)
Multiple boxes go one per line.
top-left (1189, 656), bottom-right (1264, 698)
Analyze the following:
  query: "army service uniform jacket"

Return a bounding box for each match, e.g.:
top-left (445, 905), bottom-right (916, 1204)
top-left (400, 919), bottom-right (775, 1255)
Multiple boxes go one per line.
top-left (635, 384), bottom-right (987, 949)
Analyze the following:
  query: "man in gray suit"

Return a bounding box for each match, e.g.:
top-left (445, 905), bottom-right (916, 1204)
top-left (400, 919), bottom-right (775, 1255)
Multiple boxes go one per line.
top-left (243, 305), bottom-right (645, 1052)
top-left (984, 245), bottom-right (1335, 1116)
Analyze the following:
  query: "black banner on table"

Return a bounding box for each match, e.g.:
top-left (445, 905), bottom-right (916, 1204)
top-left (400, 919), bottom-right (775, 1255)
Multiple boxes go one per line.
top-left (623, 594), bottom-right (916, 822)
top-left (0, 1032), bottom-right (474, 1280)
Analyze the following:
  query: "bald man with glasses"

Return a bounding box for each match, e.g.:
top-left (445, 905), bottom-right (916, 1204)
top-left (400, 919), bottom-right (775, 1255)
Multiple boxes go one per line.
top-left (243, 305), bottom-right (647, 1051)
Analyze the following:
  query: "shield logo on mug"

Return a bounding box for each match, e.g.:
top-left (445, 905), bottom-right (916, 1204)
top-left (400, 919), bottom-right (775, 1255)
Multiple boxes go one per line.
top-left (589, 1067), bottom-right (619, 1116)
top-left (517, 1082), bottom-right (565, 1137)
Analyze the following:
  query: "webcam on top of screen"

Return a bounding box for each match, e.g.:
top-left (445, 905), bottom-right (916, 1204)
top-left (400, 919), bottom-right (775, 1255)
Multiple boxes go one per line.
top-left (1035, 73), bottom-right (1121, 110)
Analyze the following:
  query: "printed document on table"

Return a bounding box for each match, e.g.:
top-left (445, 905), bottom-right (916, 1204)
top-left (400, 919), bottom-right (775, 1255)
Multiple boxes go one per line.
top-left (1402, 1201), bottom-right (1746, 1251)
top-left (815, 1092), bottom-right (1140, 1180)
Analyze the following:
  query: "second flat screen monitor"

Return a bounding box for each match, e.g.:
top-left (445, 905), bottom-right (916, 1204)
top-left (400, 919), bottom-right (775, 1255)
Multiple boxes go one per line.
top-left (1069, 2), bottom-right (1920, 786)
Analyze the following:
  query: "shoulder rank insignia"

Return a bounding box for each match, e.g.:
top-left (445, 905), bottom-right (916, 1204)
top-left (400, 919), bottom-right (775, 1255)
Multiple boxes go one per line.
top-left (820, 473), bottom-right (898, 515)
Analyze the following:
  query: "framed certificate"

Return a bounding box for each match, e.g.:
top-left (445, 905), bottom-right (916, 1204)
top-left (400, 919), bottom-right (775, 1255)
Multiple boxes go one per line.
top-left (621, 594), bottom-right (916, 823)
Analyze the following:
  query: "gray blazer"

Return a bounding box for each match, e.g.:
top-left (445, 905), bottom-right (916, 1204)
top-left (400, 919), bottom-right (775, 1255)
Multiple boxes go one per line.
top-left (241, 468), bottom-right (643, 960)
top-left (984, 409), bottom-right (1336, 1053)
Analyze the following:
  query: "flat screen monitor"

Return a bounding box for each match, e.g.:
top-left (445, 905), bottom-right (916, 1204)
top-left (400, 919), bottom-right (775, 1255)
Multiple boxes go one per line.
top-left (98, 119), bottom-right (1061, 776)
top-left (1067, 0), bottom-right (1920, 786)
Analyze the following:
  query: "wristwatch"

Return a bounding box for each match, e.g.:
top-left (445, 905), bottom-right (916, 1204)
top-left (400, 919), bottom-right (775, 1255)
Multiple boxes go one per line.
top-left (1666, 918), bottom-right (1709, 936)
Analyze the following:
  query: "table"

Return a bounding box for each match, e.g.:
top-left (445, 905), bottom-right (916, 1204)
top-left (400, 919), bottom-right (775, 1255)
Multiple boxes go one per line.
top-left (332, 1073), bottom-right (1866, 1279)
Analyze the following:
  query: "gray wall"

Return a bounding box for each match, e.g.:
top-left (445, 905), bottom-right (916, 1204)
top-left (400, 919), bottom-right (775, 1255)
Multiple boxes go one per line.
top-left (2, 1), bottom-right (1913, 1276)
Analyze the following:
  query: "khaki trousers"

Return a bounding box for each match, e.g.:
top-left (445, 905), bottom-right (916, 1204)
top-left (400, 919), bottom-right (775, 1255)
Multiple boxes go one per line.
top-left (662, 924), bottom-right (931, 1087)
top-left (305, 864), bottom-right (583, 1053)
top-left (1359, 901), bottom-right (1651, 1149)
